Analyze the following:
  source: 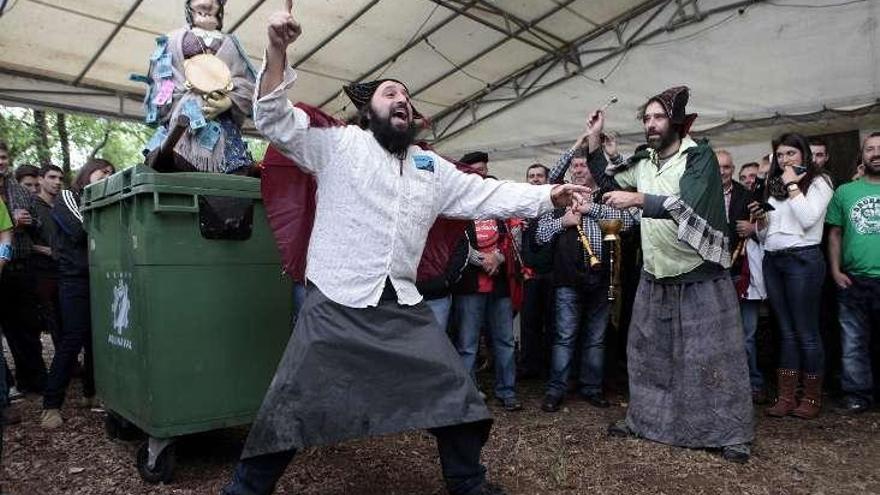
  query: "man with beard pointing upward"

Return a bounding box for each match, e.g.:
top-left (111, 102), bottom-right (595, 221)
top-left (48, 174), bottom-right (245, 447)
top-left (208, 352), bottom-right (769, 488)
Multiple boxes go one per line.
top-left (220, 3), bottom-right (589, 494)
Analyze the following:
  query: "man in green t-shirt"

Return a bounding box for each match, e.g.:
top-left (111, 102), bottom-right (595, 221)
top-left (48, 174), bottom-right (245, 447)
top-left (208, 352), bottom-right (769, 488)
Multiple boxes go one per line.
top-left (826, 132), bottom-right (880, 414)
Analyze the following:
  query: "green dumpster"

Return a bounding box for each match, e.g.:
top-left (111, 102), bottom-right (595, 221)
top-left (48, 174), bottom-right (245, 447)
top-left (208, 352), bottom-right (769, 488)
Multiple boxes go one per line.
top-left (82, 166), bottom-right (292, 483)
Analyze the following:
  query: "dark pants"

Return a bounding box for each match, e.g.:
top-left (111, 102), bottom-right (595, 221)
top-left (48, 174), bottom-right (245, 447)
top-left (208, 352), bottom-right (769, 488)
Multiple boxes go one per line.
top-left (0, 332), bottom-right (7, 462)
top-left (518, 275), bottom-right (554, 378)
top-left (838, 275), bottom-right (880, 405)
top-left (43, 276), bottom-right (94, 409)
top-left (0, 262), bottom-right (47, 393)
top-left (763, 246), bottom-right (826, 373)
top-left (739, 299), bottom-right (765, 392)
top-left (35, 273), bottom-right (62, 349)
top-left (222, 421), bottom-right (488, 495)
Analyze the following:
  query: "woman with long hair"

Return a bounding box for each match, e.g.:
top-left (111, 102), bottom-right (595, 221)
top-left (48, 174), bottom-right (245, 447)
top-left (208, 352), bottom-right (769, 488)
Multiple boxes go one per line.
top-left (753, 133), bottom-right (833, 420)
top-left (40, 159), bottom-right (115, 429)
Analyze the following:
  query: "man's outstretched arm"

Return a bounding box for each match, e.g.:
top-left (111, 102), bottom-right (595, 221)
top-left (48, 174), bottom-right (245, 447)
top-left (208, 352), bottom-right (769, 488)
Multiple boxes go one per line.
top-left (436, 157), bottom-right (589, 221)
top-left (259, 1), bottom-right (301, 99)
top-left (254, 2), bottom-right (344, 175)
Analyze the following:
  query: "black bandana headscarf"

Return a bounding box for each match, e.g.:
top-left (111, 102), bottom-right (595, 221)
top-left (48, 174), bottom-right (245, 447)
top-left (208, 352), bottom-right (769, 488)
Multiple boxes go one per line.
top-left (185, 0), bottom-right (226, 30)
top-left (343, 79), bottom-right (423, 120)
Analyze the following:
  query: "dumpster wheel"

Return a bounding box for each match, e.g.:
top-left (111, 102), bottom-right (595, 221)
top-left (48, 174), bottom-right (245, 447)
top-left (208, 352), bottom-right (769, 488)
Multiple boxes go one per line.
top-left (136, 439), bottom-right (176, 484)
top-left (105, 412), bottom-right (143, 442)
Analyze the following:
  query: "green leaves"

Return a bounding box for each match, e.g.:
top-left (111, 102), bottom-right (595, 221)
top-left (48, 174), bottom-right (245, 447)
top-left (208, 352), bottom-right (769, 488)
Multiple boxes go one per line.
top-left (0, 106), bottom-right (153, 172)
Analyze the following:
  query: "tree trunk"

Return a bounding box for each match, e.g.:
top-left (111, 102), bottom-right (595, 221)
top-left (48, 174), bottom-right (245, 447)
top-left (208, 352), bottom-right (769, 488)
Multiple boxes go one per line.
top-left (90, 127), bottom-right (112, 160)
top-left (33, 110), bottom-right (52, 166)
top-left (56, 113), bottom-right (71, 180)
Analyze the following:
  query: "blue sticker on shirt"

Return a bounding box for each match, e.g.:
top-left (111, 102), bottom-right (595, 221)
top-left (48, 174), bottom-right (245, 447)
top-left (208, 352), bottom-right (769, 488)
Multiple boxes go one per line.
top-left (413, 155), bottom-right (435, 173)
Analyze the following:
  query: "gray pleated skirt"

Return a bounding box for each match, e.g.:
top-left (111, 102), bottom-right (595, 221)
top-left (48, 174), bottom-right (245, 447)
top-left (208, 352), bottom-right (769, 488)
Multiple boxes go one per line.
top-left (625, 272), bottom-right (754, 448)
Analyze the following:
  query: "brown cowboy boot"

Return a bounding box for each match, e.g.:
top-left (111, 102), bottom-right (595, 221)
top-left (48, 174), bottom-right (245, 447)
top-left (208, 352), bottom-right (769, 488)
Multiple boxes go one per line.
top-left (792, 373), bottom-right (823, 419)
top-left (765, 369), bottom-right (799, 417)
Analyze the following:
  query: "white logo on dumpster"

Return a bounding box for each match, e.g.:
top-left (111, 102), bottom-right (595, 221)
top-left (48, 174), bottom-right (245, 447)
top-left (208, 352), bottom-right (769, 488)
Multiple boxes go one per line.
top-left (108, 277), bottom-right (133, 350)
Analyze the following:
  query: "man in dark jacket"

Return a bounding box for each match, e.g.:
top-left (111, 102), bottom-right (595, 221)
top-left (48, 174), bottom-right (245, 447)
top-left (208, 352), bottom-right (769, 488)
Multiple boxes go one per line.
top-left (33, 165), bottom-right (64, 348)
top-left (518, 165), bottom-right (555, 380)
top-left (717, 150), bottom-right (752, 274)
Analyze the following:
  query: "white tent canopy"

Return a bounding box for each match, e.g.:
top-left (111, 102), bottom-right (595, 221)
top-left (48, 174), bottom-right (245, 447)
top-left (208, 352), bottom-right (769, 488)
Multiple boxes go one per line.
top-left (1, 0), bottom-right (878, 178)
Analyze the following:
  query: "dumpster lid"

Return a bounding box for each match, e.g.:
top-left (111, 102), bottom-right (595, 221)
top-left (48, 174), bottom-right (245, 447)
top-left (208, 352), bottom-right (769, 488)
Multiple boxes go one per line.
top-left (82, 165), bottom-right (261, 210)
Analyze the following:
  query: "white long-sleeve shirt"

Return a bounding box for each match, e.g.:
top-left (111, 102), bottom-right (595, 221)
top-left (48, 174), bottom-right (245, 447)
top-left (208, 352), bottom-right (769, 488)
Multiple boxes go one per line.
top-left (758, 177), bottom-right (833, 252)
top-left (253, 67), bottom-right (554, 308)
top-left (743, 238), bottom-right (766, 300)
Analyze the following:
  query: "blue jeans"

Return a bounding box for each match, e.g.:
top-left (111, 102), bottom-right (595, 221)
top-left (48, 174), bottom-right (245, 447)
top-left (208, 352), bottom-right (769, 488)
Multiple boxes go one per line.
top-left (291, 282), bottom-right (307, 326)
top-left (453, 293), bottom-right (516, 400)
top-left (426, 295), bottom-right (453, 331)
top-left (838, 275), bottom-right (880, 405)
top-left (739, 299), bottom-right (765, 391)
top-left (546, 286), bottom-right (610, 399)
top-left (763, 246), bottom-right (826, 373)
top-left (222, 421), bottom-right (488, 495)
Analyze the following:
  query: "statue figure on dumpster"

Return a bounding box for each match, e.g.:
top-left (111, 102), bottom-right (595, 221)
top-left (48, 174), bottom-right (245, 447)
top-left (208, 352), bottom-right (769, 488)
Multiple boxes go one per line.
top-left (137, 0), bottom-right (257, 174)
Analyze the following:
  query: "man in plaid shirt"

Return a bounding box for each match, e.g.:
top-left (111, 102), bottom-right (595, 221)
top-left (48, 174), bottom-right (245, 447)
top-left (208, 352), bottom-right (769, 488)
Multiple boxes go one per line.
top-left (535, 145), bottom-right (638, 412)
top-left (0, 143), bottom-right (48, 397)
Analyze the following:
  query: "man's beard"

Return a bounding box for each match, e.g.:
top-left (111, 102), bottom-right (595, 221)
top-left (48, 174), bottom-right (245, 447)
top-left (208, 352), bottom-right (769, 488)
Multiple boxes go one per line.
top-left (865, 156), bottom-right (880, 176)
top-left (645, 125), bottom-right (678, 153)
top-left (368, 107), bottom-right (418, 158)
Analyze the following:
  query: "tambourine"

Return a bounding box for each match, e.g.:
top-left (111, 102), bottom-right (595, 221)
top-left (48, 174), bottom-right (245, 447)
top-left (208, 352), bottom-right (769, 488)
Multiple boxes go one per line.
top-left (184, 54), bottom-right (234, 96)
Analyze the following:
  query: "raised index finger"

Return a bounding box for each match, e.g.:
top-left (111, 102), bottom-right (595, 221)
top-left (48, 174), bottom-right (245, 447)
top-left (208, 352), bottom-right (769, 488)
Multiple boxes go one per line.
top-left (285, 0), bottom-right (293, 12)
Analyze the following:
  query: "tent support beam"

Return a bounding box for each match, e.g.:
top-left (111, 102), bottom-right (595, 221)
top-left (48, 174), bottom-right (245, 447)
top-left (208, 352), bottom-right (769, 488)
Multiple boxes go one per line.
top-left (292, 0), bottom-right (383, 68)
top-left (410, 0), bottom-right (576, 99)
top-left (428, 0), bottom-right (762, 145)
top-left (425, 0), bottom-right (558, 54)
top-left (453, 0), bottom-right (568, 47)
top-left (228, 0), bottom-right (269, 33)
top-left (316, 0), bottom-right (479, 109)
top-left (73, 0), bottom-right (145, 86)
top-left (0, 67), bottom-right (143, 103)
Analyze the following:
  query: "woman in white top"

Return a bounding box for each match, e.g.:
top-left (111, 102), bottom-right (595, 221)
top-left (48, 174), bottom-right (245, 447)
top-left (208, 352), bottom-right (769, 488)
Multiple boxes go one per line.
top-left (753, 133), bottom-right (833, 420)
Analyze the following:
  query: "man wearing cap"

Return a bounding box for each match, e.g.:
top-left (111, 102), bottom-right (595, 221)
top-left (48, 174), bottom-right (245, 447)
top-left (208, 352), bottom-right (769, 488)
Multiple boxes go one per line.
top-left (460, 151), bottom-right (489, 176)
top-left (451, 151), bottom-right (524, 412)
top-left (220, 5), bottom-right (588, 495)
top-left (583, 87), bottom-right (754, 463)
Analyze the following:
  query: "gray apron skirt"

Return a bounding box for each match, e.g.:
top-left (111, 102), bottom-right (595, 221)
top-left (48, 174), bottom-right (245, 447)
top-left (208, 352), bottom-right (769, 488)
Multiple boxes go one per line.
top-left (625, 272), bottom-right (754, 448)
top-left (242, 286), bottom-right (492, 459)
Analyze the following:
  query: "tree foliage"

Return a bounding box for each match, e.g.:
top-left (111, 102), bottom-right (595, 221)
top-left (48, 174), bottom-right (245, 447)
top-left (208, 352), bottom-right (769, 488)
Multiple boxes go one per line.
top-left (0, 106), bottom-right (153, 172)
top-left (0, 105), bottom-right (268, 176)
